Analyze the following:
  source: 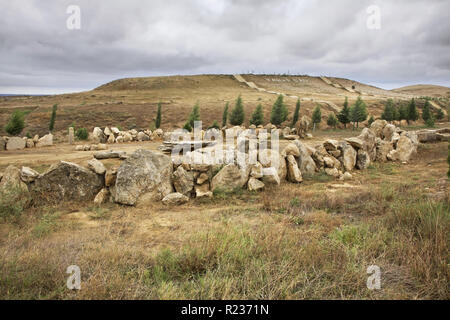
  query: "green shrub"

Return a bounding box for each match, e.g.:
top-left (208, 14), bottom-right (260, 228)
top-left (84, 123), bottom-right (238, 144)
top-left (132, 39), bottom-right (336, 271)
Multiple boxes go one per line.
top-left (75, 127), bottom-right (88, 140)
top-left (326, 113), bottom-right (338, 129)
top-left (5, 110), bottom-right (25, 136)
top-left (270, 95), bottom-right (288, 125)
top-left (230, 95), bottom-right (245, 126)
top-left (184, 103), bottom-right (201, 132)
top-left (249, 104), bottom-right (264, 126)
top-left (208, 120), bottom-right (220, 130)
top-left (155, 102), bottom-right (162, 129)
top-left (312, 105), bottom-right (322, 131)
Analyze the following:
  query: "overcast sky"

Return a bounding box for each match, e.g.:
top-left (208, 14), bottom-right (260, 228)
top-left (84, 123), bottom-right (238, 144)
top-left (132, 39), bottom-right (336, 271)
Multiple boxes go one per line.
top-left (1, 0), bottom-right (449, 94)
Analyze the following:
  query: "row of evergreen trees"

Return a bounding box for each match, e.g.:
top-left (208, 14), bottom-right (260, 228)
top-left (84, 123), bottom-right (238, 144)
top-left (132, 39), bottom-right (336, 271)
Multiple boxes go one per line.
top-left (182, 94), bottom-right (303, 131)
top-left (381, 98), bottom-right (444, 127)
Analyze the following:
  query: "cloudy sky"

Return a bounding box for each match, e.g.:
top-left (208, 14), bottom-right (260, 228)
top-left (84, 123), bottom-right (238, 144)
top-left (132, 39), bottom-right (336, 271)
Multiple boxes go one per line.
top-left (1, 0), bottom-right (449, 94)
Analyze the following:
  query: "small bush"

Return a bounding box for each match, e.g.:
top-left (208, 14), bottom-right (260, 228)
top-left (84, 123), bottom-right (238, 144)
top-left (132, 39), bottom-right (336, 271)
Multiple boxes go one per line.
top-left (75, 127), bottom-right (88, 140)
top-left (5, 110), bottom-right (25, 136)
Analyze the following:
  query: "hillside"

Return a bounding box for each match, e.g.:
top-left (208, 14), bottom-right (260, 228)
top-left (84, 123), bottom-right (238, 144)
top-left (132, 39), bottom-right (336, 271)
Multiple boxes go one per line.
top-left (0, 74), bottom-right (448, 137)
top-left (392, 84), bottom-right (450, 98)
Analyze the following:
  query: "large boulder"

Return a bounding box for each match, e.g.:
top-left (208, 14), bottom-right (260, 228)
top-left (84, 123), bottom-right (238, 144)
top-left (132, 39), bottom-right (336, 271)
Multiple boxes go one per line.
top-left (356, 150), bottom-right (371, 170)
top-left (387, 135), bottom-right (417, 162)
top-left (383, 124), bottom-right (396, 142)
top-left (92, 127), bottom-right (106, 143)
top-left (195, 183), bottom-right (212, 198)
top-left (258, 149), bottom-right (287, 180)
top-left (357, 128), bottom-right (377, 161)
top-left (281, 143), bottom-right (300, 157)
top-left (286, 155), bottom-right (303, 183)
top-left (32, 161), bottom-right (103, 201)
top-left (172, 166), bottom-right (194, 196)
top-left (375, 138), bottom-right (393, 162)
top-left (88, 158), bottom-right (106, 175)
top-left (293, 140), bottom-right (317, 176)
top-left (115, 150), bottom-right (173, 205)
top-left (370, 120), bottom-right (387, 138)
top-left (324, 139), bottom-right (339, 151)
top-left (248, 177), bottom-right (265, 191)
top-left (0, 165), bottom-right (29, 194)
top-left (36, 133), bottom-right (53, 148)
top-left (261, 167), bottom-right (280, 185)
top-left (137, 132), bottom-right (150, 141)
top-left (211, 164), bottom-right (248, 192)
top-left (6, 137), bottom-right (26, 151)
top-left (338, 141), bottom-right (357, 171)
top-left (0, 136), bottom-right (6, 151)
top-left (20, 167), bottom-right (40, 183)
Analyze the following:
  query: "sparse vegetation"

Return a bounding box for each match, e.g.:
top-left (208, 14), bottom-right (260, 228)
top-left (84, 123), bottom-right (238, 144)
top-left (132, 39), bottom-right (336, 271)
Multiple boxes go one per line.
top-left (326, 112), bottom-right (338, 129)
top-left (5, 110), bottom-right (25, 136)
top-left (75, 127), bottom-right (88, 140)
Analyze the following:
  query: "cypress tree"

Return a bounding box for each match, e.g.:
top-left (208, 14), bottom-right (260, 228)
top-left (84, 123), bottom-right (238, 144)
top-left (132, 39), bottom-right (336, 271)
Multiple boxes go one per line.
top-left (291, 99), bottom-right (301, 127)
top-left (368, 115), bottom-right (375, 126)
top-left (250, 104), bottom-right (264, 126)
top-left (184, 102), bottom-right (200, 132)
top-left (327, 112), bottom-right (338, 129)
top-left (312, 105), bottom-right (322, 131)
top-left (229, 95), bottom-right (245, 126)
top-left (337, 97), bottom-right (351, 128)
top-left (155, 102), bottom-right (162, 129)
top-left (381, 99), bottom-right (395, 122)
top-left (270, 95), bottom-right (287, 125)
top-left (49, 104), bottom-right (57, 132)
top-left (407, 98), bottom-right (419, 124)
top-left (222, 102), bottom-right (229, 127)
top-left (422, 100), bottom-right (431, 122)
top-left (350, 96), bottom-right (368, 129)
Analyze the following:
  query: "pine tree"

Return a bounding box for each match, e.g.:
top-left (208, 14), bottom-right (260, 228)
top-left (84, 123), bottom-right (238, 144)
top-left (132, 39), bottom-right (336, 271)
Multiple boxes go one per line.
top-left (399, 105), bottom-right (408, 122)
top-left (229, 95), bottom-right (245, 125)
top-left (425, 114), bottom-right (435, 128)
top-left (312, 105), bottom-right (322, 131)
top-left (250, 104), bottom-right (264, 126)
top-left (5, 110), bottom-right (25, 136)
top-left (208, 120), bottom-right (220, 130)
top-left (422, 100), bottom-right (431, 122)
top-left (222, 102), bottom-right (229, 127)
top-left (155, 102), bottom-right (162, 129)
top-left (270, 95), bottom-right (287, 125)
top-left (350, 96), bottom-right (368, 129)
top-left (326, 112), bottom-right (338, 129)
top-left (49, 104), bottom-right (57, 132)
top-left (381, 99), bottom-right (395, 122)
top-left (184, 102), bottom-right (200, 132)
top-left (368, 115), bottom-right (375, 126)
top-left (291, 99), bottom-right (301, 127)
top-left (337, 97), bottom-right (351, 128)
top-left (407, 98), bottom-right (419, 125)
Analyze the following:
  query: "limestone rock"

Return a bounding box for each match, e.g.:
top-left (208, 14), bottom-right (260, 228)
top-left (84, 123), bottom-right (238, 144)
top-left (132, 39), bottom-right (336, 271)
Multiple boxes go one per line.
top-left (325, 167), bottom-right (340, 178)
top-left (293, 140), bottom-right (317, 176)
top-left (105, 167), bottom-right (118, 187)
top-left (26, 139), bottom-right (35, 148)
top-left (383, 124), bottom-right (396, 142)
top-left (259, 149), bottom-right (287, 180)
top-left (339, 141), bottom-right (357, 171)
top-left (375, 139), bottom-right (393, 162)
top-left (197, 172), bottom-right (209, 185)
top-left (370, 120), bottom-right (387, 139)
top-left (211, 164), bottom-right (248, 192)
top-left (248, 177), bottom-right (265, 191)
top-left (6, 137), bottom-right (26, 151)
top-left (92, 127), bottom-right (106, 143)
top-left (0, 137), bottom-right (6, 151)
top-left (32, 161), bottom-right (103, 201)
top-left (123, 132), bottom-right (133, 142)
top-left (387, 135), bottom-right (417, 162)
top-left (36, 133), bottom-right (53, 148)
top-left (115, 149), bottom-right (173, 205)
top-left (107, 134), bottom-right (115, 144)
top-left (356, 149), bottom-right (371, 170)
top-left (162, 193), bottom-right (189, 205)
top-left (0, 165), bottom-right (29, 194)
top-left (94, 188), bottom-right (109, 204)
top-left (282, 143), bottom-right (300, 157)
top-left (345, 137), bottom-right (364, 149)
top-left (324, 139), bottom-right (339, 151)
top-left (20, 166), bottom-right (40, 183)
top-left (261, 167), bottom-right (280, 185)
top-left (286, 155), bottom-right (303, 183)
top-left (88, 158), bottom-right (106, 175)
top-left (172, 166), bottom-right (194, 196)
top-left (195, 183), bottom-right (212, 198)
top-left (69, 127), bottom-right (75, 145)
top-left (250, 162), bottom-right (263, 178)
top-left (137, 132), bottom-right (150, 141)
top-left (94, 150), bottom-right (126, 159)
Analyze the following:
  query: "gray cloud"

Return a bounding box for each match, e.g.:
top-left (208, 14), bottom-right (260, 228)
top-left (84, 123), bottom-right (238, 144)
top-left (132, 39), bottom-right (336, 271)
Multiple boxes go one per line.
top-left (0, 0), bottom-right (449, 93)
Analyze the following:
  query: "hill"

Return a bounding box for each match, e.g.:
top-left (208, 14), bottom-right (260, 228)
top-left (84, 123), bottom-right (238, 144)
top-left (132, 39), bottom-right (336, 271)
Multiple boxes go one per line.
top-left (0, 74), bottom-right (448, 137)
top-left (391, 84), bottom-right (450, 98)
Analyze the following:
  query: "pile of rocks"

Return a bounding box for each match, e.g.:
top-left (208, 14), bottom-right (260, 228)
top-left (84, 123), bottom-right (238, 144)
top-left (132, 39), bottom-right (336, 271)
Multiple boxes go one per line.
top-left (91, 127), bottom-right (164, 144)
top-left (0, 134), bottom-right (53, 151)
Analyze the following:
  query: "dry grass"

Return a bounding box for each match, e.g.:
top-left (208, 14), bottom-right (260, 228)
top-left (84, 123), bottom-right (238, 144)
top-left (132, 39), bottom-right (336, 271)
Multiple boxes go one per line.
top-left (0, 142), bottom-right (449, 300)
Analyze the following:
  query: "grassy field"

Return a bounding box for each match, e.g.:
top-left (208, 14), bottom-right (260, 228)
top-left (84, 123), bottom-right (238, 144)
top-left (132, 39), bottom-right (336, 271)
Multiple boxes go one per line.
top-left (0, 141), bottom-right (448, 300)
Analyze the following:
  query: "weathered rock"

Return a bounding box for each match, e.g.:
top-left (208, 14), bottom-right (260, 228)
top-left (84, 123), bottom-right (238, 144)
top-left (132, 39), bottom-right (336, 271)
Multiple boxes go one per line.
top-left (383, 124), bottom-right (396, 142)
top-left (94, 150), bottom-right (126, 159)
top-left (20, 166), bottom-right (39, 183)
top-left (329, 150), bottom-right (341, 158)
top-left (0, 165), bottom-right (29, 194)
top-left (172, 166), bottom-right (194, 196)
top-left (104, 127), bottom-right (112, 136)
top-left (105, 167), bottom-right (118, 187)
top-left (211, 164), bottom-right (248, 192)
top-left (107, 134), bottom-right (115, 144)
top-left (36, 133), bottom-right (53, 148)
top-left (115, 150), bottom-right (173, 205)
top-left (293, 140), bottom-right (317, 176)
top-left (339, 141), bottom-right (357, 171)
top-left (116, 136), bottom-right (124, 143)
top-left (111, 127), bottom-right (120, 134)
top-left (325, 167), bottom-right (340, 178)
top-left (345, 137), bottom-right (364, 149)
top-left (75, 145), bottom-right (84, 151)
top-left (356, 149), bottom-right (371, 170)
top-left (88, 158), bottom-right (106, 175)
top-left (261, 167), bottom-right (280, 185)
top-left (97, 143), bottom-right (107, 150)
top-left (375, 138), bottom-right (393, 162)
top-left (370, 120), bottom-right (387, 138)
top-left (33, 134), bottom-right (39, 143)
top-left (250, 162), bottom-right (263, 178)
top-left (137, 132), bottom-right (150, 141)
top-left (324, 139), bottom-right (339, 151)
top-left (323, 156), bottom-right (340, 169)
top-left (197, 172), bottom-right (209, 185)
top-left (286, 155), bottom-right (303, 183)
top-left (387, 135), bottom-right (417, 162)
top-left (284, 134), bottom-right (300, 140)
top-left (94, 188), bottom-right (109, 204)
top-left (92, 127), bottom-right (106, 143)
top-left (357, 128), bottom-right (377, 161)
top-left (248, 177), bottom-right (265, 191)
top-left (26, 139), bottom-right (35, 148)
top-left (123, 132), bottom-right (133, 142)
top-left (68, 127), bottom-right (75, 145)
top-left (258, 149), bottom-right (287, 180)
top-left (162, 193), bottom-right (189, 205)
top-left (195, 183), bottom-right (212, 198)
top-left (282, 143), bottom-right (300, 157)
top-left (32, 161), bottom-right (103, 201)
top-left (6, 137), bottom-right (26, 151)
top-left (341, 172), bottom-right (353, 181)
